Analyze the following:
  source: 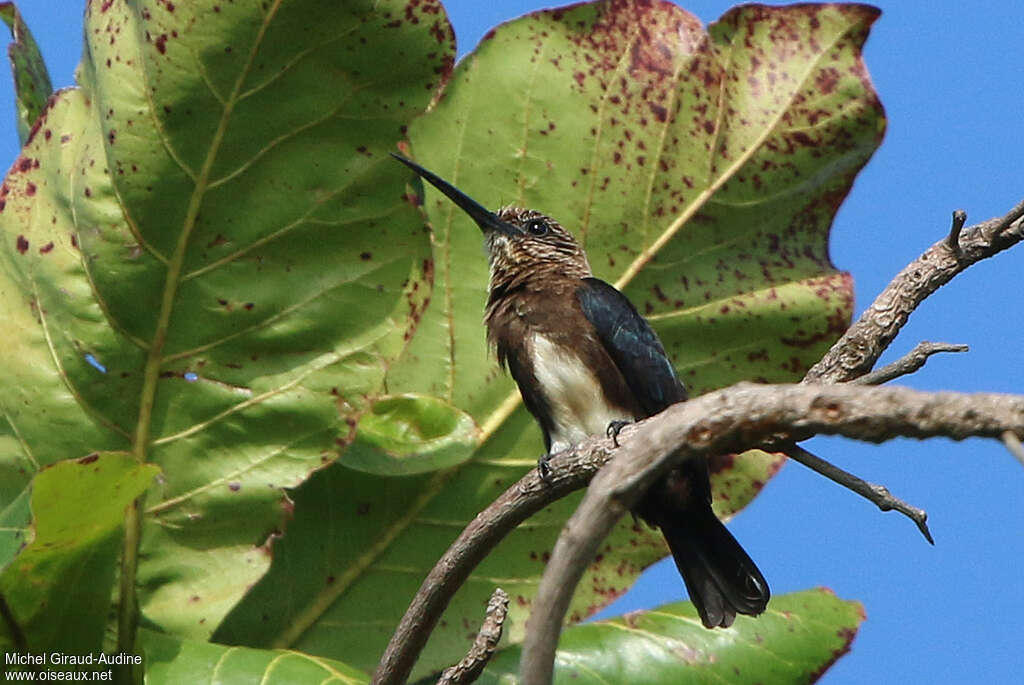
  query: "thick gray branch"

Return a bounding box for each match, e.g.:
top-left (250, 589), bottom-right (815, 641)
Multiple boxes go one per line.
top-left (518, 383), bottom-right (1024, 685)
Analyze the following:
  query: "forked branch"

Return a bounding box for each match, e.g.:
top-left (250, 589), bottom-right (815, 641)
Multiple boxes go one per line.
top-left (375, 197), bottom-right (1024, 685)
top-left (521, 198), bottom-right (1024, 684)
top-left (805, 202), bottom-right (1024, 384)
top-left (518, 384), bottom-right (1024, 685)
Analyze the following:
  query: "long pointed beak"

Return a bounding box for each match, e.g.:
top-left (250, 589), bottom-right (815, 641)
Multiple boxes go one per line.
top-left (391, 153), bottom-right (520, 236)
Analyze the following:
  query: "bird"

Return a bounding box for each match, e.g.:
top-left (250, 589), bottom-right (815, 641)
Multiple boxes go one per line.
top-left (392, 152), bottom-right (770, 629)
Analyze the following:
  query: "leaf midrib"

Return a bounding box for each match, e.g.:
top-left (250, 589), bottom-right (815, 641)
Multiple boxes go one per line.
top-left (480, 14), bottom-right (857, 444)
top-left (273, 6), bottom-right (868, 653)
top-left (131, 0), bottom-right (284, 457)
top-left (119, 0), bottom-right (285, 655)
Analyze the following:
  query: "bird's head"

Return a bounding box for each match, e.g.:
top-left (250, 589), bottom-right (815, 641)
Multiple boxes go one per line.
top-left (392, 154), bottom-right (591, 285)
top-left (486, 206), bottom-right (590, 279)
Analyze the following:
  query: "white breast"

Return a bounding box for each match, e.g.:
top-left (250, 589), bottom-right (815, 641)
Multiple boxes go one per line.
top-left (530, 334), bottom-right (633, 454)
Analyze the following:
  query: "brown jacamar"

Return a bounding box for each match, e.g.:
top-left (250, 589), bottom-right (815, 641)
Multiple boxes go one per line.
top-left (393, 153), bottom-right (769, 628)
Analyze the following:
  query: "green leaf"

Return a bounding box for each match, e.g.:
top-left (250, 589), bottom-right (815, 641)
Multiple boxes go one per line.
top-left (142, 629), bottom-right (368, 685)
top-left (478, 589), bottom-right (865, 684)
top-left (0, 0), bottom-right (449, 651)
top-left (0, 453), bottom-right (158, 651)
top-left (218, 1), bottom-right (882, 677)
top-left (0, 2), bottom-right (53, 145)
top-left (0, 421), bottom-right (31, 571)
top-left (214, 463), bottom-right (445, 654)
top-left (344, 394), bottom-right (480, 476)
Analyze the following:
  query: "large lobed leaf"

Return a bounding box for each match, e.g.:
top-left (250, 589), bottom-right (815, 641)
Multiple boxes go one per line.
top-left (216, 0), bottom-right (883, 678)
top-left (133, 590), bottom-right (860, 685)
top-left (0, 0), bottom-right (450, 650)
top-left (1, 0), bottom-right (881, 680)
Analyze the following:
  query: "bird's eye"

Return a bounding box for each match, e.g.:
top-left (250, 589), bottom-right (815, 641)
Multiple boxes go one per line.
top-left (525, 218), bottom-right (548, 236)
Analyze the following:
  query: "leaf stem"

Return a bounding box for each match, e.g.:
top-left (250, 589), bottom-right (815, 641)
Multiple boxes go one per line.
top-left (116, 497), bottom-right (144, 683)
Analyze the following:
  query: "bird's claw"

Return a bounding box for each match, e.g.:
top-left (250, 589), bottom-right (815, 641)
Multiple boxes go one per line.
top-left (537, 454), bottom-right (553, 483)
top-left (606, 420), bottom-right (632, 447)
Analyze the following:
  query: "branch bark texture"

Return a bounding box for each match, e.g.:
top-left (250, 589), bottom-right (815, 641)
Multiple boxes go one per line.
top-left (518, 383), bottom-right (1024, 685)
top-left (805, 203), bottom-right (1024, 383)
top-left (374, 198), bottom-right (1024, 685)
top-left (371, 442), bottom-right (613, 685)
top-left (435, 588), bottom-right (509, 685)
top-left (518, 198), bottom-right (1024, 685)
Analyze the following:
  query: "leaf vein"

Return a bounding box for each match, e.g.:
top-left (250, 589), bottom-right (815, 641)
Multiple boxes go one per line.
top-left (31, 281), bottom-right (132, 440)
top-left (613, 16), bottom-right (854, 291)
top-left (2, 410), bottom-right (39, 471)
top-left (181, 182), bottom-right (405, 282)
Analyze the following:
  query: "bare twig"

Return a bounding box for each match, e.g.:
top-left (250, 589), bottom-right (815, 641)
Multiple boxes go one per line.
top-left (947, 209), bottom-right (967, 255)
top-left (783, 341), bottom-right (969, 550)
top-left (375, 201), bottom-right (1024, 685)
top-left (781, 443), bottom-right (933, 543)
top-left (851, 341), bottom-right (968, 386)
top-left (436, 588), bottom-right (510, 685)
top-left (986, 198), bottom-right (1024, 238)
top-left (518, 383), bottom-right (1024, 685)
top-left (1003, 431), bottom-right (1024, 468)
top-left (805, 199), bottom-right (1024, 384)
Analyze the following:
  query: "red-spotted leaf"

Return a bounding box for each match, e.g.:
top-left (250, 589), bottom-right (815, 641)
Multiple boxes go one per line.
top-left (480, 589), bottom-right (865, 684)
top-left (218, 2), bottom-right (882, 678)
top-left (0, 0), bottom-right (450, 656)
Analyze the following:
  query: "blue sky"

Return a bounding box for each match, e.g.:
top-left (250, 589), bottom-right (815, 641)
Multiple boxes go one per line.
top-left (2, 2), bottom-right (1021, 683)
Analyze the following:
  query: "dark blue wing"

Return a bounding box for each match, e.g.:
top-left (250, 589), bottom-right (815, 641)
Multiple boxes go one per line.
top-left (576, 277), bottom-right (687, 416)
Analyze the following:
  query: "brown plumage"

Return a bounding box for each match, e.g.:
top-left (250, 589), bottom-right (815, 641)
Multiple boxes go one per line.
top-left (392, 154), bottom-right (770, 628)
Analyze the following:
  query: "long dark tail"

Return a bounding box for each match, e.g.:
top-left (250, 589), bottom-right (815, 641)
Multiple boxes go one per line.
top-left (658, 505), bottom-right (770, 628)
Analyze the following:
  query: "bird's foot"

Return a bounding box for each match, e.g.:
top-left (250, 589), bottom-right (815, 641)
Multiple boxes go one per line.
top-left (537, 454), bottom-right (553, 483)
top-left (606, 420), bottom-right (632, 447)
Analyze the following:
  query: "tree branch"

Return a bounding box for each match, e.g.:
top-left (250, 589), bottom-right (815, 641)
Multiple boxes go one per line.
top-left (780, 443), bottom-right (933, 543)
top-left (373, 199), bottom-right (1024, 685)
top-left (850, 341), bottom-right (968, 386)
top-left (805, 200), bottom-right (1024, 384)
top-left (370, 441), bottom-right (614, 685)
top-left (435, 588), bottom-right (509, 685)
top-left (768, 203), bottom-right (1024, 540)
top-left (518, 383), bottom-right (1024, 685)
top-left (787, 341), bottom-right (968, 535)
top-left (946, 209), bottom-right (967, 255)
